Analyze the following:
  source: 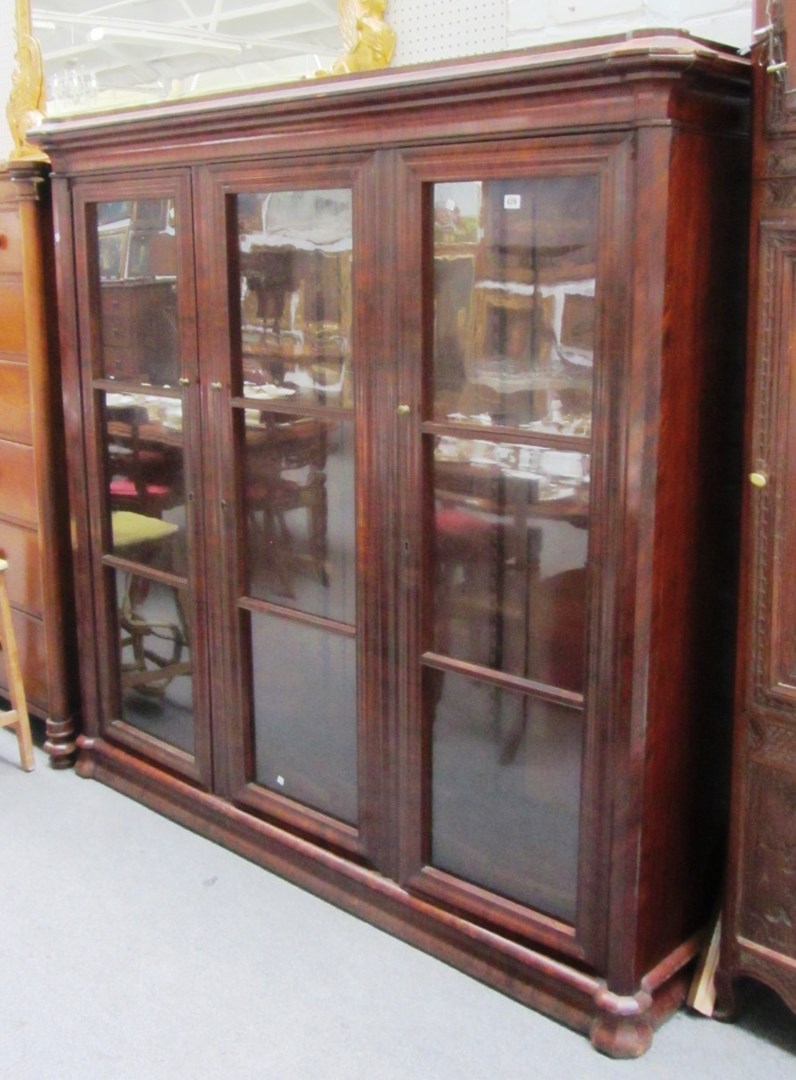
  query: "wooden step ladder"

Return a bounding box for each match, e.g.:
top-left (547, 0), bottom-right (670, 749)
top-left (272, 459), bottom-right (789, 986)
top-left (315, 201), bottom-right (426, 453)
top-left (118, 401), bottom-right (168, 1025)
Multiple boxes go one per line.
top-left (0, 558), bottom-right (34, 771)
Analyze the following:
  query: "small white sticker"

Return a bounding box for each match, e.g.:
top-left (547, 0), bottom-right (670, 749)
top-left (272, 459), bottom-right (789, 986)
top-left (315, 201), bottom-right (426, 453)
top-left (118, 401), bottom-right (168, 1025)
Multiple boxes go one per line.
top-left (504, 194), bottom-right (521, 210)
top-left (276, 775), bottom-right (285, 786)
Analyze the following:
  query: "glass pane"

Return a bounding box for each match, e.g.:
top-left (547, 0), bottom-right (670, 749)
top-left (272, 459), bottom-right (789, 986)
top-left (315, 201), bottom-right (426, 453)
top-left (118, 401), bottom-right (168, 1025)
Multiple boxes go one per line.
top-left (114, 570), bottom-right (194, 755)
top-left (432, 436), bottom-right (589, 693)
top-left (250, 611), bottom-right (357, 825)
top-left (238, 189), bottom-right (353, 409)
top-left (243, 412), bottom-right (356, 625)
top-left (429, 669), bottom-right (582, 922)
top-left (103, 391), bottom-right (188, 576)
top-left (432, 178), bottom-right (597, 432)
top-left (96, 198), bottom-right (178, 386)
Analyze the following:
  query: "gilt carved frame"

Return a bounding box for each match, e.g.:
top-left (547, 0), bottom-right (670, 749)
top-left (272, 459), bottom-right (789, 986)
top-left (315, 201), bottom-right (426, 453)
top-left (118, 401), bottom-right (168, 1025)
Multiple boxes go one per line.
top-left (6, 0), bottom-right (47, 161)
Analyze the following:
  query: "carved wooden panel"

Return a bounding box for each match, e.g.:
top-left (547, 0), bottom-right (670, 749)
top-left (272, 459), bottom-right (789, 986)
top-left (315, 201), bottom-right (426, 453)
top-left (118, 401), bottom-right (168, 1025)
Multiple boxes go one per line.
top-left (740, 762), bottom-right (796, 958)
top-left (749, 227), bottom-right (796, 708)
top-left (750, 718), bottom-right (796, 772)
top-left (764, 148), bottom-right (796, 209)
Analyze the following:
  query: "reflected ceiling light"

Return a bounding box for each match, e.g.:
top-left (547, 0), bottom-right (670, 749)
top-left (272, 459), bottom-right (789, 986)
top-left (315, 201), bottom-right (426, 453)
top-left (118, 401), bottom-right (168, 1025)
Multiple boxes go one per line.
top-left (86, 26), bottom-right (243, 53)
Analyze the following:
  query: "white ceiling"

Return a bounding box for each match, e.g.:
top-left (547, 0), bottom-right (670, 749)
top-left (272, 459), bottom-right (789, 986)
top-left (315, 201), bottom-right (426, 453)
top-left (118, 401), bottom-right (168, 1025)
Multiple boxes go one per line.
top-left (27, 2), bottom-right (753, 116)
top-left (32, 0), bottom-right (346, 110)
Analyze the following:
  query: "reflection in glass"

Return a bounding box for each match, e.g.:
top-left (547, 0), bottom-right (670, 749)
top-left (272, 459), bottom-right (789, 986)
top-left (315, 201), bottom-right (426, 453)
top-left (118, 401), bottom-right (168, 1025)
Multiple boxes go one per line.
top-left (429, 668), bottom-right (582, 922)
top-left (432, 178), bottom-right (598, 431)
top-left (250, 611), bottom-right (357, 824)
top-left (103, 392), bottom-right (188, 576)
top-left (244, 412), bottom-right (356, 625)
top-left (96, 198), bottom-right (178, 386)
top-left (432, 437), bottom-right (589, 692)
top-left (115, 570), bottom-right (194, 755)
top-left (238, 189), bottom-right (353, 409)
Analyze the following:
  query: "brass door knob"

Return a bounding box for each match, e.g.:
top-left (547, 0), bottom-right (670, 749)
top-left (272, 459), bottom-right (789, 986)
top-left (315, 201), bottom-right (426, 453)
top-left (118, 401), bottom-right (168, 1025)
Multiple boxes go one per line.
top-left (397, 404), bottom-right (411, 415)
top-left (749, 471), bottom-right (768, 488)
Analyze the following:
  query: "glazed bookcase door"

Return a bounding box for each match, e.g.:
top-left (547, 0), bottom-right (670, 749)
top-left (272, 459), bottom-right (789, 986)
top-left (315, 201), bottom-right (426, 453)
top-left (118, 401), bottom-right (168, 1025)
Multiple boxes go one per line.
top-left (394, 140), bottom-right (630, 965)
top-left (71, 173), bottom-right (213, 786)
top-left (200, 157), bottom-right (382, 863)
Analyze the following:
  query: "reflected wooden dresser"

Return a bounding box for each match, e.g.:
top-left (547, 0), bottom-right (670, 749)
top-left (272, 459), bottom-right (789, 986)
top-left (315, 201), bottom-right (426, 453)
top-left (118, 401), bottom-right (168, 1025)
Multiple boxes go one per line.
top-left (39, 33), bottom-right (749, 1055)
top-left (718, 1), bottom-right (796, 1018)
top-left (0, 161), bottom-right (78, 765)
top-left (100, 280), bottom-right (178, 382)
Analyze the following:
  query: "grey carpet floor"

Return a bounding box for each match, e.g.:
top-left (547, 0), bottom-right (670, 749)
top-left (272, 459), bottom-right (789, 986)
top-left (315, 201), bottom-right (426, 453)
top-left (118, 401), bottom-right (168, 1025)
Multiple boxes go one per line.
top-left (2, 733), bottom-right (795, 1079)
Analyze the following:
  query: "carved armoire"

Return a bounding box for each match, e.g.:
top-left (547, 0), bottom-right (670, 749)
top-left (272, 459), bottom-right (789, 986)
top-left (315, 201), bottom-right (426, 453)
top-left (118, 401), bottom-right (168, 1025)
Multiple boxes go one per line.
top-left (718, 1), bottom-right (796, 1015)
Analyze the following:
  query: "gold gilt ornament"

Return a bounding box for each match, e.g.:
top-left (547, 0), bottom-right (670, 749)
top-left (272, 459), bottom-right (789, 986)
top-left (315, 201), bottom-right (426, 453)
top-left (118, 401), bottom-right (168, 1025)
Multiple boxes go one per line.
top-left (316, 0), bottom-right (396, 77)
top-left (6, 0), bottom-right (48, 162)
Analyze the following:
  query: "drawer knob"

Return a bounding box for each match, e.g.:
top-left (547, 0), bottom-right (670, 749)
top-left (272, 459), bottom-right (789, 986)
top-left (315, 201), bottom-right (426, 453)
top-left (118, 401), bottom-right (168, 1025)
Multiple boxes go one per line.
top-left (397, 403), bottom-right (411, 415)
top-left (749, 471), bottom-right (768, 488)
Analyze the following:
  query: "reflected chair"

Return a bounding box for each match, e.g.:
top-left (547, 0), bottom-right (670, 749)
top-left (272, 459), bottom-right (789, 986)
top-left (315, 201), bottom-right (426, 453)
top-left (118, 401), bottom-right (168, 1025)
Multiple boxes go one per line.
top-left (434, 491), bottom-right (504, 670)
top-left (112, 511), bottom-right (190, 696)
top-left (246, 418), bottom-right (329, 596)
top-left (107, 405), bottom-right (183, 520)
top-left (0, 558), bottom-right (34, 770)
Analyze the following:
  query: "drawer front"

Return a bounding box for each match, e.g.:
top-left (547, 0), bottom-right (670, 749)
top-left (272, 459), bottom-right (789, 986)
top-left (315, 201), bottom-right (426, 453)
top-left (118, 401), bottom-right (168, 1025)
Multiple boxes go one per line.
top-left (0, 440), bottom-right (37, 525)
top-left (103, 345), bottom-right (139, 379)
top-left (0, 207), bottom-right (24, 276)
top-left (0, 361), bottom-right (32, 443)
top-left (0, 281), bottom-right (26, 353)
top-left (101, 290), bottom-right (134, 347)
top-left (0, 521), bottom-right (43, 615)
top-left (0, 608), bottom-right (48, 709)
